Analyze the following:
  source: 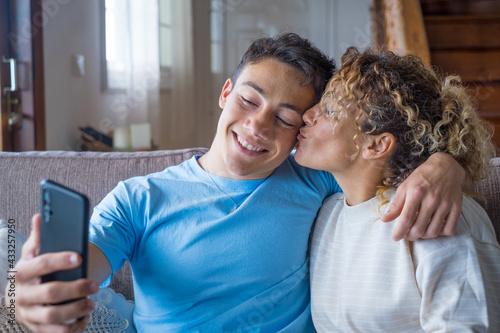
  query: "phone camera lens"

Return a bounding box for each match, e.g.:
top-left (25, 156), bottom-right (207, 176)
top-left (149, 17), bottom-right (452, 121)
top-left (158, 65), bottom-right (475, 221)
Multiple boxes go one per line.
top-left (43, 190), bottom-right (51, 204)
top-left (43, 204), bottom-right (51, 223)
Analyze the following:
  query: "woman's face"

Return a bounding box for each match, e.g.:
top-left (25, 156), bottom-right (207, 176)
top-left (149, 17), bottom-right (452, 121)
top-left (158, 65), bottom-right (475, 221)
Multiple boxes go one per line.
top-left (294, 101), bottom-right (363, 175)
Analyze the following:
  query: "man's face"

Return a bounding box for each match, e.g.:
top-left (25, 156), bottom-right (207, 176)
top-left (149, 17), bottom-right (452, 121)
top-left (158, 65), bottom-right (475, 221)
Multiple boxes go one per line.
top-left (208, 58), bottom-right (315, 180)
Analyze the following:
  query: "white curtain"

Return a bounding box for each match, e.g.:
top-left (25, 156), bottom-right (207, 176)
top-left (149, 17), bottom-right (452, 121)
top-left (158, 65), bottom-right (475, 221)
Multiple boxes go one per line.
top-left (107, 0), bottom-right (160, 149)
top-left (130, 0), bottom-right (160, 142)
top-left (166, 0), bottom-right (197, 149)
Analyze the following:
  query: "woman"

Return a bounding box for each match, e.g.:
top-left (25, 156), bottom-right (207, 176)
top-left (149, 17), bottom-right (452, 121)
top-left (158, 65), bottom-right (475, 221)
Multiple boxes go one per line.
top-left (295, 47), bottom-right (500, 331)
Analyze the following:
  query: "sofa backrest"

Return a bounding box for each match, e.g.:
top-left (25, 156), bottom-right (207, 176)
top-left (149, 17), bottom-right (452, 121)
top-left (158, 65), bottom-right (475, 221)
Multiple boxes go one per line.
top-left (474, 157), bottom-right (500, 240)
top-left (0, 148), bottom-right (208, 300)
top-left (1, 149), bottom-right (499, 301)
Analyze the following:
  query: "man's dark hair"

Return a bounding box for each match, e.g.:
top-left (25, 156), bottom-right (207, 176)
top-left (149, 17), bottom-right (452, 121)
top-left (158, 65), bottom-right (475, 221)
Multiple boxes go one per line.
top-left (232, 32), bottom-right (336, 104)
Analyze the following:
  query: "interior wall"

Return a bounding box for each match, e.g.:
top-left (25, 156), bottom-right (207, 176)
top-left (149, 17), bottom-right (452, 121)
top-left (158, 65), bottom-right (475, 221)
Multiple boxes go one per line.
top-left (43, 0), bottom-right (373, 151)
top-left (158, 0), bottom-right (214, 150)
top-left (43, 0), bottom-right (157, 151)
top-left (208, 0), bottom-right (373, 150)
top-left (43, 0), bottom-right (103, 150)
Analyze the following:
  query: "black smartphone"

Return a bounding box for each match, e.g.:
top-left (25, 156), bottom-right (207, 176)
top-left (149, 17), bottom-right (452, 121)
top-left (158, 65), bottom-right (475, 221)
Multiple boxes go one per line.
top-left (40, 179), bottom-right (89, 283)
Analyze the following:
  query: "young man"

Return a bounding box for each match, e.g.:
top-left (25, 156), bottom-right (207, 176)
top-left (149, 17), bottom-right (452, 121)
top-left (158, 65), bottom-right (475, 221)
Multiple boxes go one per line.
top-left (10, 33), bottom-right (467, 332)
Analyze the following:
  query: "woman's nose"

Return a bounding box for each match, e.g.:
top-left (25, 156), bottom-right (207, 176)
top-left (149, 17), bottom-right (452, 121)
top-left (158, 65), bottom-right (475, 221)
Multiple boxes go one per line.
top-left (303, 104), bottom-right (319, 126)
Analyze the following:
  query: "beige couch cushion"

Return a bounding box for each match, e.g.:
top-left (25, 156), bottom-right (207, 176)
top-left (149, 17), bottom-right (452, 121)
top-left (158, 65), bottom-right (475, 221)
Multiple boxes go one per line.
top-left (475, 157), bottom-right (500, 240)
top-left (1, 149), bottom-right (498, 301)
top-left (0, 148), bottom-right (208, 300)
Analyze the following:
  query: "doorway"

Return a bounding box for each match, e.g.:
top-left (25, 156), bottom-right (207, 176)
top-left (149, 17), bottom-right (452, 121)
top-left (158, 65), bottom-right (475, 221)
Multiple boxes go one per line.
top-left (0, 0), bottom-right (45, 151)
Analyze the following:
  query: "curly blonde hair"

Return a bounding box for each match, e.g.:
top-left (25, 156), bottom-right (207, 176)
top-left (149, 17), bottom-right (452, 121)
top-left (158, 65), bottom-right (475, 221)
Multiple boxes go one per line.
top-left (321, 47), bottom-right (495, 200)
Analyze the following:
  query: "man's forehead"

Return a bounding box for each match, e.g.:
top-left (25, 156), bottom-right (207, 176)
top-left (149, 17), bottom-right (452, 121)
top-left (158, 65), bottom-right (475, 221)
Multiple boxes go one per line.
top-left (234, 60), bottom-right (315, 109)
top-left (239, 59), bottom-right (305, 79)
top-left (241, 81), bottom-right (265, 96)
top-left (239, 81), bottom-right (310, 115)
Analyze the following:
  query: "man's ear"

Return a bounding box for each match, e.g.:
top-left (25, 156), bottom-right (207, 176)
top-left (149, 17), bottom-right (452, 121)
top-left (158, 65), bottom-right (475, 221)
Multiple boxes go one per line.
top-left (362, 132), bottom-right (395, 160)
top-left (219, 79), bottom-right (233, 109)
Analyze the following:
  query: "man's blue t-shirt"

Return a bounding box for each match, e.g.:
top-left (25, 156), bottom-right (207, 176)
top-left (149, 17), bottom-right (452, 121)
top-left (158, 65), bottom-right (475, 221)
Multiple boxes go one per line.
top-left (89, 154), bottom-right (340, 332)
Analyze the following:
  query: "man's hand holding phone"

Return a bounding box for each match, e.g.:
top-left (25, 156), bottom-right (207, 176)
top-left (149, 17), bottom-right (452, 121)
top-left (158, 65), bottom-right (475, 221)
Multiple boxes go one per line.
top-left (6, 215), bottom-right (98, 332)
top-left (4, 180), bottom-right (99, 332)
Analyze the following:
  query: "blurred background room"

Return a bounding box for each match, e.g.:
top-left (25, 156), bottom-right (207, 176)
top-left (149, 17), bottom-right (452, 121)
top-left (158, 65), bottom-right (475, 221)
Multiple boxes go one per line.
top-left (1, 0), bottom-right (498, 153)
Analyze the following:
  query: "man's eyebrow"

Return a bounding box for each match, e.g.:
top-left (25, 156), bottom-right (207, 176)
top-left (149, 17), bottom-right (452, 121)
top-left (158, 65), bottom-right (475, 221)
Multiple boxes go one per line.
top-left (242, 81), bottom-right (303, 115)
top-left (242, 81), bottom-right (265, 96)
top-left (279, 103), bottom-right (302, 115)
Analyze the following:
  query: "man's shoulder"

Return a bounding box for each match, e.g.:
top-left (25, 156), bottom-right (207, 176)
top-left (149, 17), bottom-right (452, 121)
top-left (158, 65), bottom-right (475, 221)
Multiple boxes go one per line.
top-left (127, 155), bottom-right (198, 182)
top-left (115, 156), bottom-right (200, 196)
top-left (284, 152), bottom-right (340, 195)
top-left (284, 152), bottom-right (325, 177)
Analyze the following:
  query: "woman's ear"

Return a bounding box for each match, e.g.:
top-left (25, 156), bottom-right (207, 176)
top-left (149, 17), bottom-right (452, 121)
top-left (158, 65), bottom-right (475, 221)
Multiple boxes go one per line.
top-left (219, 79), bottom-right (233, 109)
top-left (362, 132), bottom-right (395, 160)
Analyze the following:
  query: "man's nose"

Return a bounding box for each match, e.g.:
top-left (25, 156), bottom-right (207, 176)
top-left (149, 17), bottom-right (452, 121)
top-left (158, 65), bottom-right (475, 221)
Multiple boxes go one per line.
top-left (244, 108), bottom-right (272, 140)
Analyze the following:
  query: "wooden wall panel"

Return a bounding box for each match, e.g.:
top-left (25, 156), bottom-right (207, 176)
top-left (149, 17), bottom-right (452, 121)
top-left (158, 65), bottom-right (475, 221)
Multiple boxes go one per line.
top-left (421, 0), bottom-right (500, 16)
top-left (375, 0), bottom-right (500, 155)
top-left (469, 85), bottom-right (500, 112)
top-left (372, 0), bottom-right (431, 65)
top-left (479, 115), bottom-right (500, 152)
top-left (425, 16), bottom-right (500, 49)
top-left (431, 50), bottom-right (500, 81)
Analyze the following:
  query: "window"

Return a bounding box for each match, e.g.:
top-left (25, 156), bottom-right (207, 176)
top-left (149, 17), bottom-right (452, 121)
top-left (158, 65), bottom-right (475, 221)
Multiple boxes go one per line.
top-left (102, 0), bottom-right (130, 90)
top-left (158, 0), bottom-right (173, 89)
top-left (210, 1), bottom-right (223, 75)
top-left (103, 0), bottom-right (170, 91)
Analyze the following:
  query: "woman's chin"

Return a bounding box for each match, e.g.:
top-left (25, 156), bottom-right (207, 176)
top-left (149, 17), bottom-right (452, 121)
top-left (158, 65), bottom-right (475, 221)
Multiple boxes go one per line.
top-left (294, 148), bottom-right (309, 167)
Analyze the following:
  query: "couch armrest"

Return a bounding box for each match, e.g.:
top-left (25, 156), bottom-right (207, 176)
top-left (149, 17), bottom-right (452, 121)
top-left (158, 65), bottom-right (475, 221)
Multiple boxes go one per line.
top-left (474, 157), bottom-right (500, 242)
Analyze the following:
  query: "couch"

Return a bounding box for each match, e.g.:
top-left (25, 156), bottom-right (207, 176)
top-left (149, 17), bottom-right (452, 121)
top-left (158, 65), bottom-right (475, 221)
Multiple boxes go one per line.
top-left (0, 148), bottom-right (207, 301)
top-left (0, 148), bottom-right (499, 302)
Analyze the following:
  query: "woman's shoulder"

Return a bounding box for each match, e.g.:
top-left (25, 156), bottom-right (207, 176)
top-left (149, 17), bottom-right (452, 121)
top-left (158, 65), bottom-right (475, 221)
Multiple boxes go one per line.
top-left (320, 193), bottom-right (345, 211)
top-left (460, 196), bottom-right (499, 245)
top-left (413, 195), bottom-right (499, 260)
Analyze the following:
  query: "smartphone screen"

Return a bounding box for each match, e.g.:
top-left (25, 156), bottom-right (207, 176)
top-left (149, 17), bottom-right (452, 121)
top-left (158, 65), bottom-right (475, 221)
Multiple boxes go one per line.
top-left (40, 179), bottom-right (89, 283)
